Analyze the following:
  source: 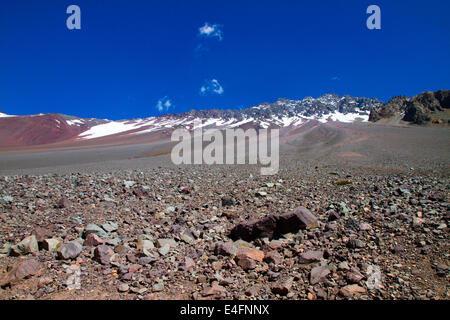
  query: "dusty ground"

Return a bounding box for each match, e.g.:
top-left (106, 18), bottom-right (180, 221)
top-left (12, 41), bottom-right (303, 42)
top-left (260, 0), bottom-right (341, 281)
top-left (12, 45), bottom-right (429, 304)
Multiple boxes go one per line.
top-left (0, 122), bottom-right (448, 300)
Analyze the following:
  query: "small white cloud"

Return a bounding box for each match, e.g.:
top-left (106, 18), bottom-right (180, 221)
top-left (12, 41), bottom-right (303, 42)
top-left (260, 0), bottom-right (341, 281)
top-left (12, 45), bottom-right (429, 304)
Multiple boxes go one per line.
top-left (200, 79), bottom-right (224, 95)
top-left (156, 97), bottom-right (172, 112)
top-left (331, 76), bottom-right (341, 81)
top-left (198, 22), bottom-right (223, 41)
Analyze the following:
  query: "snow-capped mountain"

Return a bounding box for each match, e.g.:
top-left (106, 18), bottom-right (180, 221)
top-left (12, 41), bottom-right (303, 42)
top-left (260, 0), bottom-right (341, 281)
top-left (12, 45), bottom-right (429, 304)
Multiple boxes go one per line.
top-left (0, 94), bottom-right (383, 148)
top-left (72, 94), bottom-right (381, 140)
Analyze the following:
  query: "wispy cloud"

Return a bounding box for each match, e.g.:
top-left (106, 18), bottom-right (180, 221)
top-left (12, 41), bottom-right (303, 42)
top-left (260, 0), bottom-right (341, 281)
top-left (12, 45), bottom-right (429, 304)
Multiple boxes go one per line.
top-left (200, 79), bottom-right (224, 95)
top-left (156, 97), bottom-right (172, 112)
top-left (331, 76), bottom-right (341, 81)
top-left (198, 22), bottom-right (223, 41)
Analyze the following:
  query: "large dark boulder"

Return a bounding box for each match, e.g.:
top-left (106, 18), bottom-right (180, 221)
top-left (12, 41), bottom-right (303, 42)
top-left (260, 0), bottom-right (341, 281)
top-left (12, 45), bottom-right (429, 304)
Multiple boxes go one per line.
top-left (229, 207), bottom-right (318, 241)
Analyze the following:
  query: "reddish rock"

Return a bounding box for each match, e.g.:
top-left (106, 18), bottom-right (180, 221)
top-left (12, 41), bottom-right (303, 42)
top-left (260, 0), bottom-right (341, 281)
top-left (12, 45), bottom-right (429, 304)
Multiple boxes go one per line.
top-left (83, 233), bottom-right (105, 247)
top-left (32, 227), bottom-right (53, 243)
top-left (264, 250), bottom-right (282, 264)
top-left (94, 245), bottom-right (114, 265)
top-left (239, 248), bottom-right (264, 262)
top-left (298, 250), bottom-right (323, 264)
top-left (0, 258), bottom-right (41, 287)
top-left (346, 269), bottom-right (365, 284)
top-left (57, 195), bottom-right (71, 209)
top-left (202, 281), bottom-right (226, 297)
top-left (235, 254), bottom-right (257, 271)
top-left (339, 284), bottom-right (367, 297)
top-left (310, 265), bottom-right (330, 285)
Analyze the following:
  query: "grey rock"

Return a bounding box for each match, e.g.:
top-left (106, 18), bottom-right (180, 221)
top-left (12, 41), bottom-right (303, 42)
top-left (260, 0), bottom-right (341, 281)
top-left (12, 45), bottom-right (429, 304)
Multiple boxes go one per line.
top-left (57, 241), bottom-right (82, 260)
top-left (84, 224), bottom-right (109, 238)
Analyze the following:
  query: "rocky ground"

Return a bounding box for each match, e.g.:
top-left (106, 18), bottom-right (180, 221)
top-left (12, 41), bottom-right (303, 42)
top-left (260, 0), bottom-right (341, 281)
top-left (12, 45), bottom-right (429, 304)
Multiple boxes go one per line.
top-left (0, 156), bottom-right (448, 300)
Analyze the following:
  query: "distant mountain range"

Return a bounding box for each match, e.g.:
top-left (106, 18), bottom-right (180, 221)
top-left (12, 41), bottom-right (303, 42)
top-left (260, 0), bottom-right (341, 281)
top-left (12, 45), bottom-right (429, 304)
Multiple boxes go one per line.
top-left (0, 90), bottom-right (448, 148)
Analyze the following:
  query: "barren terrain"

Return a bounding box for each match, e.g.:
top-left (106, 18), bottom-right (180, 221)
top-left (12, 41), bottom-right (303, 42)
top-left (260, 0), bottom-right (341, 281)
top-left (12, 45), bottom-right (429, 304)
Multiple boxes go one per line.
top-left (0, 122), bottom-right (448, 300)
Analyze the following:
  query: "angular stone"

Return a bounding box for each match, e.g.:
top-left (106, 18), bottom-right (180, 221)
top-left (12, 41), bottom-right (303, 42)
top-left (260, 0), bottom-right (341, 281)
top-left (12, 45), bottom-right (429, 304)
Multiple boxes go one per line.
top-left (347, 239), bottom-right (365, 249)
top-left (238, 248), bottom-right (264, 262)
top-left (180, 232), bottom-right (194, 244)
top-left (221, 198), bottom-right (235, 206)
top-left (136, 239), bottom-right (155, 257)
top-left (229, 207), bottom-right (318, 241)
top-left (57, 195), bottom-right (71, 209)
top-left (346, 269), bottom-right (365, 283)
top-left (339, 284), bottom-right (367, 297)
top-left (359, 223), bottom-right (372, 231)
top-left (0, 258), bottom-right (41, 287)
top-left (94, 245), bottom-right (114, 265)
top-left (214, 242), bottom-right (238, 256)
top-left (42, 238), bottom-right (62, 252)
top-left (0, 244), bottom-right (11, 257)
top-left (156, 238), bottom-right (177, 248)
top-left (235, 254), bottom-right (257, 271)
top-left (158, 243), bottom-right (171, 256)
top-left (117, 283), bottom-right (129, 292)
top-left (83, 234), bottom-right (105, 247)
top-left (11, 235), bottom-right (39, 256)
top-left (298, 250), bottom-right (323, 264)
top-left (202, 281), bottom-right (226, 297)
top-left (271, 277), bottom-right (293, 296)
top-left (32, 227), bottom-right (53, 243)
top-left (264, 250), bottom-right (282, 264)
top-left (310, 265), bottom-right (330, 285)
top-left (57, 241), bottom-right (82, 260)
top-left (338, 261), bottom-right (350, 271)
top-left (84, 224), bottom-right (109, 238)
top-left (102, 221), bottom-right (118, 233)
top-left (153, 281), bottom-right (165, 292)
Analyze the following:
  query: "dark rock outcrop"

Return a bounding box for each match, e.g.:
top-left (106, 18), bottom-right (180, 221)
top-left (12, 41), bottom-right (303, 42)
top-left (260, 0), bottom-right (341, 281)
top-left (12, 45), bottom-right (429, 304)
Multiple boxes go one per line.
top-left (229, 207), bottom-right (318, 241)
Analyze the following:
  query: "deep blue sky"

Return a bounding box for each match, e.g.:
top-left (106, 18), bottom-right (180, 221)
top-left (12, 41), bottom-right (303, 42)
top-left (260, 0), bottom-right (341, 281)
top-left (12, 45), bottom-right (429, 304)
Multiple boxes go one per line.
top-left (0, 0), bottom-right (449, 120)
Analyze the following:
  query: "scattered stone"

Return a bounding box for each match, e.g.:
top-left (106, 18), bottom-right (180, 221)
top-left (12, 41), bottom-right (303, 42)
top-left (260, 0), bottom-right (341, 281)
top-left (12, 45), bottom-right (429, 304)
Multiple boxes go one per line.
top-left (57, 195), bottom-right (71, 209)
top-left (11, 235), bottom-right (39, 256)
top-left (117, 283), bottom-right (130, 292)
top-left (158, 244), bottom-right (171, 256)
top-left (298, 250), bottom-right (323, 264)
top-left (32, 227), bottom-right (53, 243)
top-left (57, 241), bottom-right (82, 260)
top-left (94, 245), bottom-right (114, 265)
top-left (347, 239), bottom-right (365, 249)
top-left (339, 284), bottom-right (367, 297)
top-left (214, 242), bottom-right (238, 256)
top-left (221, 198), bottom-right (235, 206)
top-left (0, 258), bottom-right (41, 287)
top-left (102, 221), bottom-right (118, 233)
top-left (42, 238), bottom-right (62, 252)
top-left (202, 281), bottom-right (226, 297)
top-left (264, 251), bottom-right (282, 264)
top-left (0, 244), bottom-right (11, 257)
top-left (229, 207), bottom-right (318, 241)
top-left (435, 264), bottom-right (448, 277)
top-left (83, 234), bottom-right (106, 247)
top-left (271, 277), bottom-right (293, 296)
top-left (156, 238), bottom-right (177, 248)
top-left (84, 224), bottom-right (109, 238)
top-left (310, 265), bottom-right (330, 285)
